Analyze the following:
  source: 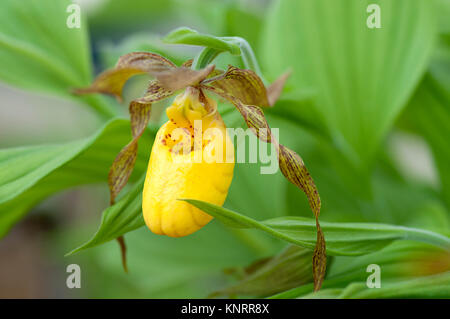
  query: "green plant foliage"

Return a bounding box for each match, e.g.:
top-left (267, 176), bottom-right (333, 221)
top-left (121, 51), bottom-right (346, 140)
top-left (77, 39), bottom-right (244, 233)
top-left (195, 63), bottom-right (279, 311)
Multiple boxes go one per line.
top-left (0, 0), bottom-right (116, 118)
top-left (270, 241), bottom-right (450, 298)
top-left (183, 199), bottom-right (450, 255)
top-left (0, 0), bottom-right (449, 299)
top-left (262, 0), bottom-right (437, 173)
top-left (222, 5), bottom-right (263, 53)
top-left (403, 44), bottom-right (450, 210)
top-left (300, 271), bottom-right (450, 299)
top-left (0, 0), bottom-right (90, 92)
top-left (0, 119), bottom-right (154, 238)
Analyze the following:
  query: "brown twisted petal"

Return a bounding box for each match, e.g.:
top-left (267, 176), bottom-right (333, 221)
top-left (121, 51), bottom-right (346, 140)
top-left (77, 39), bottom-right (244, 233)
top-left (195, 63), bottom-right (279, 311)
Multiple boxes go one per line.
top-left (108, 81), bottom-right (173, 205)
top-left (73, 52), bottom-right (176, 101)
top-left (108, 98), bottom-right (150, 274)
top-left (200, 84), bottom-right (326, 291)
top-left (312, 228), bottom-right (326, 291)
top-left (204, 65), bottom-right (270, 107)
top-left (278, 144), bottom-right (325, 291)
top-left (108, 100), bottom-right (150, 205)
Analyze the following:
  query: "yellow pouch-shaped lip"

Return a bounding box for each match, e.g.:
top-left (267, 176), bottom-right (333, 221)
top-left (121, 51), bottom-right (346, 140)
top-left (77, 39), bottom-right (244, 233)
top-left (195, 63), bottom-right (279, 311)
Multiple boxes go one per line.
top-left (142, 89), bottom-right (235, 237)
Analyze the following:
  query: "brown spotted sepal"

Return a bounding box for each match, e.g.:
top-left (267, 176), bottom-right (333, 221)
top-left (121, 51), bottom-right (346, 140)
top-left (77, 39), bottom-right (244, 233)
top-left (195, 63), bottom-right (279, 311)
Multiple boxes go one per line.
top-left (196, 69), bottom-right (326, 291)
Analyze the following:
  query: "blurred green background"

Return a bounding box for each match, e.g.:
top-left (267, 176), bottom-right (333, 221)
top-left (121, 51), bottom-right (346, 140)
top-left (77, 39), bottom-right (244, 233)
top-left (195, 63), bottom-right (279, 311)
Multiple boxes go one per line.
top-left (0, 0), bottom-right (449, 298)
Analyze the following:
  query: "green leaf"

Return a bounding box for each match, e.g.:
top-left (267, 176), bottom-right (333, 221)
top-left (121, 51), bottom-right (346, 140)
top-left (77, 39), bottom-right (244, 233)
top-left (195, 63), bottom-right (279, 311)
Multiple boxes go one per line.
top-left (163, 27), bottom-right (241, 56)
top-left (403, 43), bottom-right (450, 210)
top-left (300, 272), bottom-right (450, 299)
top-left (0, 0), bottom-right (116, 118)
top-left (222, 5), bottom-right (264, 53)
top-left (0, 118), bottom-right (154, 238)
top-left (68, 175), bottom-right (146, 255)
top-left (182, 199), bottom-right (450, 255)
top-left (266, 90), bottom-right (324, 138)
top-left (0, 0), bottom-right (90, 91)
top-left (86, 0), bottom-right (176, 36)
top-left (269, 241), bottom-right (450, 298)
top-left (341, 271), bottom-right (450, 298)
top-left (436, 0), bottom-right (450, 37)
top-left (262, 0), bottom-right (437, 169)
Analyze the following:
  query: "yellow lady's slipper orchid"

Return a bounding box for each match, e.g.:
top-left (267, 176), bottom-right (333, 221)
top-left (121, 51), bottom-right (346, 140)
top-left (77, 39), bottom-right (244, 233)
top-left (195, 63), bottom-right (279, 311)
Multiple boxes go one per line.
top-left (75, 46), bottom-right (325, 287)
top-left (142, 88), bottom-right (235, 237)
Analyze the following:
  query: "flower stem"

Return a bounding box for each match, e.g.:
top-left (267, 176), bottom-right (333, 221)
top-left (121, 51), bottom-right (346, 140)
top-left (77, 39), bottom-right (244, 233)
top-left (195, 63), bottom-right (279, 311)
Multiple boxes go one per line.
top-left (192, 36), bottom-right (267, 85)
top-left (222, 37), bottom-right (267, 84)
top-left (192, 47), bottom-right (220, 70)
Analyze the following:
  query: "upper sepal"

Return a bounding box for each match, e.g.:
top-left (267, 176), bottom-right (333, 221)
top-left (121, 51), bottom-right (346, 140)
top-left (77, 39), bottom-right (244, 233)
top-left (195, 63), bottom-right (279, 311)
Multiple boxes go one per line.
top-left (203, 65), bottom-right (290, 107)
top-left (205, 65), bottom-right (270, 107)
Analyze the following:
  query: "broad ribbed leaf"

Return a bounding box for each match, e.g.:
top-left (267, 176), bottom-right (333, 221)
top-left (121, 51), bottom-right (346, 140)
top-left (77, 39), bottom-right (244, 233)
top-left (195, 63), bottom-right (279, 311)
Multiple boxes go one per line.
top-left (183, 200), bottom-right (450, 255)
top-left (0, 119), bottom-right (154, 238)
top-left (299, 272), bottom-right (450, 299)
top-left (263, 0), bottom-right (437, 168)
top-left (206, 65), bottom-right (270, 107)
top-left (266, 90), bottom-right (324, 135)
top-left (404, 45), bottom-right (450, 210)
top-left (0, 0), bottom-right (115, 117)
top-left (343, 271), bottom-right (450, 298)
top-left (270, 241), bottom-right (450, 298)
top-left (0, 0), bottom-right (90, 93)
